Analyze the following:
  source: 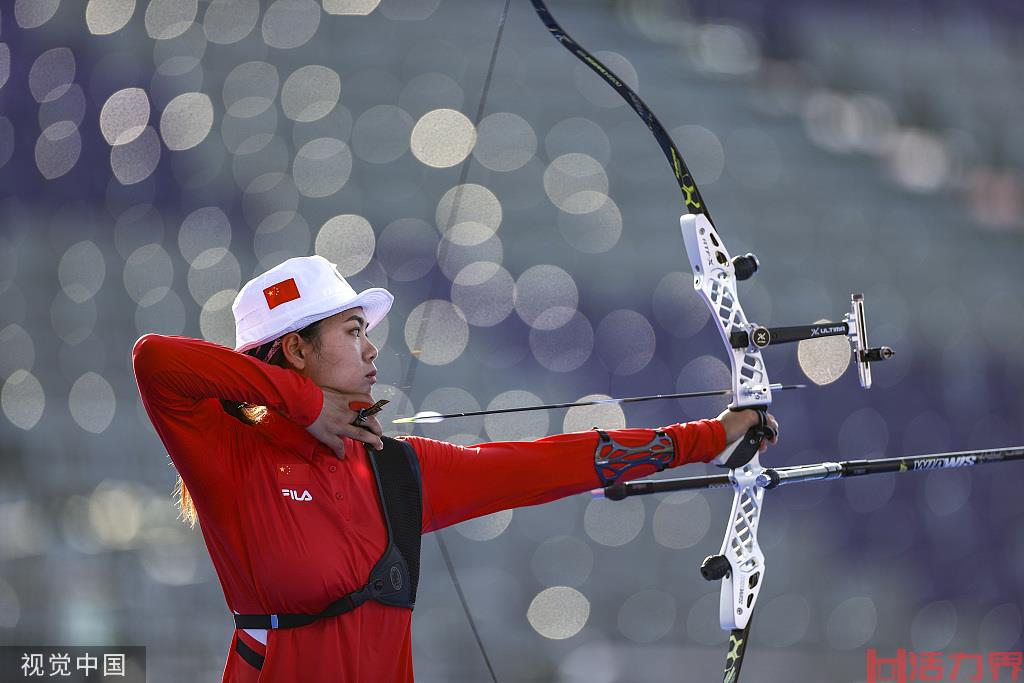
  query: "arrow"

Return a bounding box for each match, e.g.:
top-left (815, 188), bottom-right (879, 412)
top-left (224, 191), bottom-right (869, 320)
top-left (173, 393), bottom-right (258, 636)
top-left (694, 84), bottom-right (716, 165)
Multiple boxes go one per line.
top-left (392, 384), bottom-right (804, 424)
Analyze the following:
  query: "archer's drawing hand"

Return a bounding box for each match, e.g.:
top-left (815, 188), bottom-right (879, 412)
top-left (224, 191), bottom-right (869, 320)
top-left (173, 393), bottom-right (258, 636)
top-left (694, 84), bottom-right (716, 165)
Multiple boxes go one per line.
top-left (305, 388), bottom-right (385, 459)
top-left (718, 409), bottom-right (779, 454)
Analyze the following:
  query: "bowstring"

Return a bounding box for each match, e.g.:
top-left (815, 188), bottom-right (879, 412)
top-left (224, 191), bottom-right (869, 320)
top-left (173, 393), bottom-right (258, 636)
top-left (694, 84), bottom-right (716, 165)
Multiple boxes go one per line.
top-left (398, 1), bottom-right (513, 681)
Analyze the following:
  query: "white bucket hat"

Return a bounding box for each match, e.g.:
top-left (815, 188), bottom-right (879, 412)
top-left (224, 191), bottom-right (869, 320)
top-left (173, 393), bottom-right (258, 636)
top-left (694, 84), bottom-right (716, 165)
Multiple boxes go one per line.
top-left (232, 255), bottom-right (393, 353)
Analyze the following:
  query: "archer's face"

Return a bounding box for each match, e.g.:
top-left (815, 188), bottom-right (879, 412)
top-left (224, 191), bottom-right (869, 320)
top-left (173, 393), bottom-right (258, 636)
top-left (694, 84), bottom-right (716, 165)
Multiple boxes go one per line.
top-left (296, 307), bottom-right (379, 395)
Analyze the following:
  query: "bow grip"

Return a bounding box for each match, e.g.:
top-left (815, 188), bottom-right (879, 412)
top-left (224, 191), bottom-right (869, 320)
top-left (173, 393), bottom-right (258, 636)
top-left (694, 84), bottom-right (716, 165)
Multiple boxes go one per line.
top-left (715, 408), bottom-right (773, 470)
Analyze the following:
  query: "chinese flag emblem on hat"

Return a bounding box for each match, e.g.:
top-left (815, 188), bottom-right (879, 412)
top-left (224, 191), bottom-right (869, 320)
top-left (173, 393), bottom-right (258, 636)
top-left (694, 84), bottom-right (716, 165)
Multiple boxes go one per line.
top-left (263, 278), bottom-right (300, 310)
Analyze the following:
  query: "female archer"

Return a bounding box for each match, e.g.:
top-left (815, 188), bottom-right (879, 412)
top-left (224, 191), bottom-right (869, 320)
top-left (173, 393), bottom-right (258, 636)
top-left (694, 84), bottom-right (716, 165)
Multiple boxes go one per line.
top-left (132, 253), bottom-right (778, 682)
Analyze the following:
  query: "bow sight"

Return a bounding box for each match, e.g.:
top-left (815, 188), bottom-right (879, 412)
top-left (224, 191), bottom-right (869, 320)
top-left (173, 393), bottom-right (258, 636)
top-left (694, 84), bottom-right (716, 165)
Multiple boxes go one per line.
top-left (681, 213), bottom-right (895, 394)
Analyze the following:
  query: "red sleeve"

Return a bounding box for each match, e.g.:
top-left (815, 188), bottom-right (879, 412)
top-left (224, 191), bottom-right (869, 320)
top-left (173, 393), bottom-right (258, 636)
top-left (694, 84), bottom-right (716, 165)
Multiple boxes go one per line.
top-left (409, 419), bottom-right (726, 533)
top-left (132, 334), bottom-right (323, 424)
top-left (131, 334), bottom-right (324, 483)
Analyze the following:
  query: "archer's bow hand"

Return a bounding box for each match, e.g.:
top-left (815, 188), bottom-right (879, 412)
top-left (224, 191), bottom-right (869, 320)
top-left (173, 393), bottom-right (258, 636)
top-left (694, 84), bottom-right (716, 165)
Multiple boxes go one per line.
top-left (716, 409), bottom-right (779, 458)
top-left (305, 388), bottom-right (385, 459)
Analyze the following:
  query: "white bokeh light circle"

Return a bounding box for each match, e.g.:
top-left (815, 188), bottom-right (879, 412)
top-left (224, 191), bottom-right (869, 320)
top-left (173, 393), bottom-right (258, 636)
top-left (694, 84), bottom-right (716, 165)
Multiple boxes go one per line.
top-left (203, 0), bottom-right (259, 44)
top-left (222, 61), bottom-right (279, 118)
top-left (978, 603), bottom-right (1022, 651)
top-left (58, 241), bottom-right (105, 303)
top-left (253, 210), bottom-right (311, 270)
top-left (562, 395), bottom-right (626, 433)
top-left (543, 153), bottom-right (609, 214)
top-left (910, 600), bottom-right (958, 651)
top-left (153, 22), bottom-right (207, 77)
top-left (0, 45), bottom-right (9, 92)
top-left (179, 206), bottom-right (231, 263)
top-left (51, 299), bottom-right (95, 346)
top-left (454, 510), bottom-right (513, 542)
top-left (484, 390), bottom-right (548, 442)
top-left (187, 248), bottom-right (241, 305)
top-left (378, 217), bottom-right (439, 281)
top-left (135, 289), bottom-right (186, 337)
top-left (242, 171), bottom-right (299, 227)
top-left (261, 0), bottom-right (321, 50)
top-left (2, 370), bottom-right (45, 431)
top-left (160, 92), bottom-right (213, 151)
top-left (557, 194), bottom-right (622, 254)
top-left (323, 0), bottom-right (381, 15)
top-left (110, 126), bottom-right (161, 185)
top-left (379, 0), bottom-right (439, 20)
top-left (450, 262), bottom-right (514, 327)
top-left (198, 289), bottom-right (237, 347)
top-left (403, 300), bottom-right (468, 366)
top-left (527, 587), bottom-right (590, 640)
top-left (825, 596), bottom-right (878, 650)
top-left (144, 0), bottom-right (197, 40)
top-left (437, 230), bottom-right (503, 281)
top-left (15, 0), bottom-right (60, 29)
top-left (123, 243), bottom-right (174, 306)
top-left (0, 118), bottom-right (12, 170)
top-left (415, 386), bottom-right (482, 442)
top-left (574, 50), bottom-right (638, 108)
top-left (474, 112), bottom-right (536, 172)
top-left (545, 117), bottom-right (611, 166)
top-left (410, 108), bottom-right (476, 168)
top-left (352, 105), bottom-right (414, 164)
top-left (315, 215), bottom-right (376, 276)
top-left (436, 183), bottom-right (502, 242)
top-left (292, 138), bottom-right (352, 198)
top-left (86, 0), bottom-right (137, 35)
top-left (0, 324), bottom-right (36, 378)
top-left (529, 311), bottom-right (594, 372)
top-left (282, 65), bottom-right (341, 123)
top-left (399, 72), bottom-right (464, 118)
top-left (595, 309), bottom-right (656, 375)
top-left (584, 496), bottom-right (644, 546)
top-left (69, 372), bottom-right (116, 434)
top-left (675, 354), bottom-right (731, 418)
top-left (100, 88), bottom-right (150, 146)
top-left (530, 536), bottom-right (594, 588)
top-left (113, 204), bottom-right (165, 259)
top-left (35, 121), bottom-right (81, 180)
top-left (671, 124), bottom-right (725, 184)
top-left (39, 84), bottom-right (86, 132)
top-left (618, 590), bottom-right (676, 644)
top-left (652, 492), bottom-right (711, 549)
top-left (652, 271), bottom-right (710, 338)
top-left (514, 264), bottom-right (578, 330)
top-left (753, 594), bottom-right (812, 648)
top-left (29, 47), bottom-right (75, 103)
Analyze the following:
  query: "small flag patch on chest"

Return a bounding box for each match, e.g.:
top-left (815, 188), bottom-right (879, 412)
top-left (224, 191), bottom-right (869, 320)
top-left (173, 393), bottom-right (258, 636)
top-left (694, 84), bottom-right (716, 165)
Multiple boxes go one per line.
top-left (263, 278), bottom-right (300, 309)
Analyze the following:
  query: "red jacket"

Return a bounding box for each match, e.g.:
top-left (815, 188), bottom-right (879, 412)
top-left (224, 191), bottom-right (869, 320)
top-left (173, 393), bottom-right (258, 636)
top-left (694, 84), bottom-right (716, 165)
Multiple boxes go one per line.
top-left (131, 333), bottom-right (725, 682)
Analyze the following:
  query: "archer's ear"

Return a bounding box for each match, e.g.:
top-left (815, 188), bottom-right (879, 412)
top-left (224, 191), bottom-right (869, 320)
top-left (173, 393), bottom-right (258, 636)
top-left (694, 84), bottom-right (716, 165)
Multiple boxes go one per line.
top-left (279, 332), bottom-right (308, 370)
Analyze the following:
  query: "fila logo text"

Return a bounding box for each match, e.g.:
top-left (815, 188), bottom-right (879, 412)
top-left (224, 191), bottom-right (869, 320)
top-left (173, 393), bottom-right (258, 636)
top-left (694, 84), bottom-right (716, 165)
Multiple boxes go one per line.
top-left (282, 488), bottom-right (314, 502)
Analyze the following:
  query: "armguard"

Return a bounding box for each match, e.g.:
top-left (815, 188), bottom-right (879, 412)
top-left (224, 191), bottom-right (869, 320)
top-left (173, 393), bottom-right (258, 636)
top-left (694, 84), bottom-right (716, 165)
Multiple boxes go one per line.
top-left (593, 428), bottom-right (675, 487)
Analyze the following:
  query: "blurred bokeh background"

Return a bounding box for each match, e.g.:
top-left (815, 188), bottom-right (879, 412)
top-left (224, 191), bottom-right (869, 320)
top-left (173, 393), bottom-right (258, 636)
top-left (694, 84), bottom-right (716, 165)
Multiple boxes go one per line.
top-left (1, 0), bottom-right (1023, 681)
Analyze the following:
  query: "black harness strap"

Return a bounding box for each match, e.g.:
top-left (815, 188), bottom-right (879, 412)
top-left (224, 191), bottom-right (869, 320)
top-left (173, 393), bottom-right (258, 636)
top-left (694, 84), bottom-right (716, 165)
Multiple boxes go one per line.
top-left (232, 437), bottom-right (422, 640)
top-left (234, 634), bottom-right (265, 671)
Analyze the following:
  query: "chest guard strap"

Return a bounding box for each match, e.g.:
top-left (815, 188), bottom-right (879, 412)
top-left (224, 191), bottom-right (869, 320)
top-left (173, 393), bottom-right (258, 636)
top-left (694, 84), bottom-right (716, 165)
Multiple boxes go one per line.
top-left (232, 436), bottom-right (422, 632)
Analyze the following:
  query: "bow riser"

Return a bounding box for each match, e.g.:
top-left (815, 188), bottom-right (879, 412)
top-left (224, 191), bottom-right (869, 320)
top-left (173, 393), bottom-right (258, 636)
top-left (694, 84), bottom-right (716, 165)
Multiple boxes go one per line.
top-left (681, 214), bottom-right (773, 409)
top-left (717, 457), bottom-right (765, 631)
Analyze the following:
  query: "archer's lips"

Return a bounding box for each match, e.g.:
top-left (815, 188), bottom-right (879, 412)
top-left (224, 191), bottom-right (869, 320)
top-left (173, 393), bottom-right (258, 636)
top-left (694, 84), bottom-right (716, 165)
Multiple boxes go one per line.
top-left (366, 371), bottom-right (377, 383)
